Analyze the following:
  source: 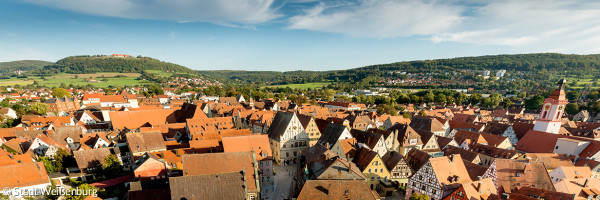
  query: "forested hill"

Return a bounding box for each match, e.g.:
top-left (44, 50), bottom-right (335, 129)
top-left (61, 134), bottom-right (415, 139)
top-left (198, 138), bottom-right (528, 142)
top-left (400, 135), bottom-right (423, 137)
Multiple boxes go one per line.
top-left (34, 55), bottom-right (196, 75)
top-left (0, 60), bottom-right (53, 73)
top-left (198, 53), bottom-right (600, 85)
top-left (359, 53), bottom-right (600, 72)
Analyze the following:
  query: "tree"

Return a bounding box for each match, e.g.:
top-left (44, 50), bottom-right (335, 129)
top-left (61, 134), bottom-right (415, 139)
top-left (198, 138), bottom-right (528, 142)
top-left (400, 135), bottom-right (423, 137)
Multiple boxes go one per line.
top-left (525, 95), bottom-right (545, 110)
top-left (39, 156), bottom-right (58, 173)
top-left (468, 93), bottom-right (482, 105)
top-left (565, 103), bottom-right (580, 115)
top-left (566, 91), bottom-right (580, 101)
top-left (30, 102), bottom-right (49, 115)
top-left (423, 91), bottom-right (435, 103)
top-left (409, 193), bottom-right (430, 200)
top-left (52, 88), bottom-right (73, 98)
top-left (435, 93), bottom-right (446, 103)
top-left (102, 154), bottom-right (123, 178)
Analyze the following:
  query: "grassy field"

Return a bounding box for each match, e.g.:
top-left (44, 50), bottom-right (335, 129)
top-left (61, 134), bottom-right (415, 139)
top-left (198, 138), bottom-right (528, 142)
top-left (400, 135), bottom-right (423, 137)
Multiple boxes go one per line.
top-left (0, 72), bottom-right (153, 87)
top-left (145, 70), bottom-right (174, 77)
top-left (265, 82), bottom-right (329, 90)
top-left (566, 77), bottom-right (600, 89)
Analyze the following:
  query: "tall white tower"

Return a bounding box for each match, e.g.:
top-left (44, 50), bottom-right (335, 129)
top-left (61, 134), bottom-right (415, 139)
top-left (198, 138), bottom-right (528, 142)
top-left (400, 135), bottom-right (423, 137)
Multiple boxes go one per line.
top-left (533, 78), bottom-right (568, 134)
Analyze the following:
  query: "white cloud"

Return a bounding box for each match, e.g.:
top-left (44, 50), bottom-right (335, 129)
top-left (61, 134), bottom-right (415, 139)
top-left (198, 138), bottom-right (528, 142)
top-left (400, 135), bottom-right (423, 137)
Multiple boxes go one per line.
top-left (431, 0), bottom-right (600, 52)
top-left (24, 0), bottom-right (281, 24)
top-left (288, 0), bottom-right (465, 38)
top-left (288, 0), bottom-right (600, 53)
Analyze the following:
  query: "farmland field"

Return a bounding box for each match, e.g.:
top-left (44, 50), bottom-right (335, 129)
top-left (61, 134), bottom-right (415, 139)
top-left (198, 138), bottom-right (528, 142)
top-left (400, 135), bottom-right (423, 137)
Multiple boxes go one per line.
top-left (0, 72), bottom-right (153, 87)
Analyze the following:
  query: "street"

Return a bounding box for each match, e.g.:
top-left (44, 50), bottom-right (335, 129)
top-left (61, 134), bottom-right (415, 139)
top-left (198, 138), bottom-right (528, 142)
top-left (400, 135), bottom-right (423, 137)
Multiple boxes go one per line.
top-left (266, 164), bottom-right (297, 200)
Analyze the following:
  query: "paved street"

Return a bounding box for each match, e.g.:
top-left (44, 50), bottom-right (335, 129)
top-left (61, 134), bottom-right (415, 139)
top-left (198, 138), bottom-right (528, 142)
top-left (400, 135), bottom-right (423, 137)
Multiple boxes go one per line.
top-left (267, 164), bottom-right (297, 200)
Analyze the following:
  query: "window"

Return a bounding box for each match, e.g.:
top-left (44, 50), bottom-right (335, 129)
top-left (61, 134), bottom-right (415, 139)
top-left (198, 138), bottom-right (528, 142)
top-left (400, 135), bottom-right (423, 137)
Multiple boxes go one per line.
top-left (542, 111), bottom-right (547, 119)
top-left (369, 169), bottom-right (372, 173)
top-left (371, 177), bottom-right (375, 181)
top-left (555, 146), bottom-right (559, 149)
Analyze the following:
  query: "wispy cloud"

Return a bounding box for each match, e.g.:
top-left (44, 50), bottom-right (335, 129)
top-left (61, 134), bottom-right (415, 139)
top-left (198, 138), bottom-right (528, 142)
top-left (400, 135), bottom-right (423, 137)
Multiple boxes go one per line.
top-left (23, 0), bottom-right (282, 25)
top-left (287, 0), bottom-right (600, 53)
top-left (288, 0), bottom-right (464, 38)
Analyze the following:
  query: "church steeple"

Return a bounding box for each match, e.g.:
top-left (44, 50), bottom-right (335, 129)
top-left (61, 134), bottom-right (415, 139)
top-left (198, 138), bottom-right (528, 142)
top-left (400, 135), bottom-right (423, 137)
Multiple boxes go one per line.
top-left (533, 78), bottom-right (569, 134)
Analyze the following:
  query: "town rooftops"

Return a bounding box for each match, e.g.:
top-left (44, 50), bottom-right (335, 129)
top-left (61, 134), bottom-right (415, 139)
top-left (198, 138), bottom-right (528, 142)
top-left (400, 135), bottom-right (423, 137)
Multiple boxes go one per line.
top-left (297, 180), bottom-right (379, 200)
top-left (126, 131), bottom-right (167, 154)
top-left (170, 171), bottom-right (247, 200)
top-left (0, 162), bottom-right (49, 188)
top-left (73, 148), bottom-right (113, 170)
top-left (221, 134), bottom-right (272, 161)
top-left (182, 152), bottom-right (258, 191)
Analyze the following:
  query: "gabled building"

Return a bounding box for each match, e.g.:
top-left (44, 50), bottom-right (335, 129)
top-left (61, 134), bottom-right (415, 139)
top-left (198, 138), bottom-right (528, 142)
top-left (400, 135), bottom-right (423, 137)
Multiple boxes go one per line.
top-left (317, 123), bottom-right (353, 149)
top-left (483, 122), bottom-right (517, 145)
top-left (297, 180), bottom-right (380, 200)
top-left (382, 151), bottom-right (413, 188)
top-left (387, 124), bottom-right (423, 156)
top-left (548, 166), bottom-right (592, 184)
top-left (482, 159), bottom-right (555, 193)
top-left (406, 154), bottom-right (472, 200)
top-left (410, 116), bottom-right (447, 137)
top-left (126, 131), bottom-right (167, 157)
top-left (170, 172), bottom-right (250, 200)
top-left (29, 134), bottom-right (69, 158)
top-left (181, 152), bottom-right (261, 200)
top-left (267, 112), bottom-right (309, 165)
top-left (133, 153), bottom-right (170, 180)
top-left (296, 114), bottom-right (321, 147)
top-left (0, 162), bottom-right (51, 199)
top-left (44, 97), bottom-right (80, 113)
top-left (382, 115), bottom-right (411, 130)
top-left (73, 148), bottom-right (114, 173)
top-left (351, 129), bottom-right (388, 157)
top-left (222, 134), bottom-right (274, 196)
top-left (353, 147), bottom-right (392, 195)
top-left (442, 178), bottom-right (497, 200)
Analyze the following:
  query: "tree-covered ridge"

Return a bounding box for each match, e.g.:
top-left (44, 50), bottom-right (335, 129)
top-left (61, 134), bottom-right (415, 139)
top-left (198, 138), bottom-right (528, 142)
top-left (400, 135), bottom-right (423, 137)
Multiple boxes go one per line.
top-left (198, 53), bottom-right (600, 87)
top-left (0, 60), bottom-right (53, 73)
top-left (362, 53), bottom-right (600, 72)
top-left (197, 70), bottom-right (323, 84)
top-left (35, 55), bottom-right (196, 75)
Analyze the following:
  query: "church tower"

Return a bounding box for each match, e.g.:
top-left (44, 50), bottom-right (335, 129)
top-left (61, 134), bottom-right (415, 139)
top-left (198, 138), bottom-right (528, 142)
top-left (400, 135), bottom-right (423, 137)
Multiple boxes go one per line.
top-left (533, 78), bottom-right (568, 134)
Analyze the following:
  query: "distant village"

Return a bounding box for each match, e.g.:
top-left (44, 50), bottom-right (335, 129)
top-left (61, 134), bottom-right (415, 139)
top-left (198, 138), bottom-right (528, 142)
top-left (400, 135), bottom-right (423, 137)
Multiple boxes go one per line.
top-left (1, 79), bottom-right (600, 200)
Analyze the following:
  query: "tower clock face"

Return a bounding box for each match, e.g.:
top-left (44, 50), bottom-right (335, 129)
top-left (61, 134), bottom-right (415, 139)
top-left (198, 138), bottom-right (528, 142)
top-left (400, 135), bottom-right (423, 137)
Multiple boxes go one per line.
top-left (558, 105), bottom-right (564, 110)
top-left (544, 105), bottom-right (550, 110)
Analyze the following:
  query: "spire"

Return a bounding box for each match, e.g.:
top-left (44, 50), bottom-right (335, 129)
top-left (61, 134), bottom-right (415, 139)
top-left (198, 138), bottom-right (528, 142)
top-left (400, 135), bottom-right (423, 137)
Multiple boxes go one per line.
top-left (557, 78), bottom-right (567, 90)
top-left (549, 78), bottom-right (567, 101)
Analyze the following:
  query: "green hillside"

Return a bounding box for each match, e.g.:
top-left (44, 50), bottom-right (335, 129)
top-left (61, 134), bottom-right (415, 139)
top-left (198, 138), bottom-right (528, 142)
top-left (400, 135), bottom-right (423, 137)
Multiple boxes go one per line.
top-left (34, 55), bottom-right (196, 75)
top-left (0, 60), bottom-right (53, 73)
top-left (198, 53), bottom-right (600, 86)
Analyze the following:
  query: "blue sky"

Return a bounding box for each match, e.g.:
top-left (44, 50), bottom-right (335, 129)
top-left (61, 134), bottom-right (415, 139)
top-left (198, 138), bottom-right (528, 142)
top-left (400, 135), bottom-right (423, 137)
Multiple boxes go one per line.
top-left (1, 0), bottom-right (600, 71)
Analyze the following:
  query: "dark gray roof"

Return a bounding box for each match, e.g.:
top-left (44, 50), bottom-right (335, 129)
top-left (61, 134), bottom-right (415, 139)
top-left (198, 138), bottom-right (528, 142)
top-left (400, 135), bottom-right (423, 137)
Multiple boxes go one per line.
top-left (169, 172), bottom-right (246, 200)
top-left (317, 123), bottom-right (348, 148)
top-left (267, 112), bottom-right (295, 140)
top-left (350, 129), bottom-right (382, 150)
top-left (44, 97), bottom-right (75, 104)
top-left (296, 113), bottom-right (313, 129)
